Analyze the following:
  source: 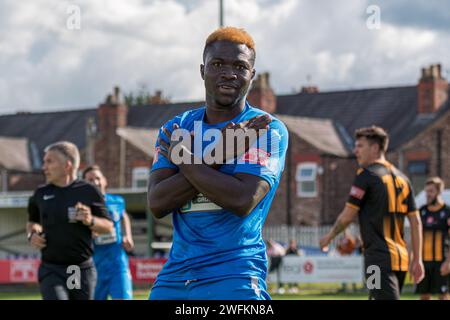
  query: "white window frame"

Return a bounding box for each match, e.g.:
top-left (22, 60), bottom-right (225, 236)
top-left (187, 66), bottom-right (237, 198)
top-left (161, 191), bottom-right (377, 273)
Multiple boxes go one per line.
top-left (132, 167), bottom-right (149, 189)
top-left (296, 162), bottom-right (318, 198)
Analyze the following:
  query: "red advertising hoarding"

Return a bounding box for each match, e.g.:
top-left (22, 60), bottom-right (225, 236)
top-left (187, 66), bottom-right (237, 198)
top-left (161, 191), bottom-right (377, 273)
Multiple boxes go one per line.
top-left (0, 258), bottom-right (167, 284)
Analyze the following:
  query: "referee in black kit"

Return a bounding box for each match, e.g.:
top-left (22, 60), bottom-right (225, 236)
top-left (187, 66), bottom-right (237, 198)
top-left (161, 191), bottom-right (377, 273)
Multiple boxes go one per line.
top-left (26, 141), bottom-right (113, 300)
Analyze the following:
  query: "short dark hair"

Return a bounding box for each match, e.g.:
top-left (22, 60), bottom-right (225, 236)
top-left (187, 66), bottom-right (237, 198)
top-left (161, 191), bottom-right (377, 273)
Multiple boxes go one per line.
top-left (82, 164), bottom-right (102, 179)
top-left (425, 176), bottom-right (445, 193)
top-left (355, 126), bottom-right (389, 153)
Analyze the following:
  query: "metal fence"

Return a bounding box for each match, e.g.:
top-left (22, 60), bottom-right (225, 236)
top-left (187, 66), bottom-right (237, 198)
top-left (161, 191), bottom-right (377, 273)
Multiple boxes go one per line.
top-left (262, 223), bottom-right (412, 249)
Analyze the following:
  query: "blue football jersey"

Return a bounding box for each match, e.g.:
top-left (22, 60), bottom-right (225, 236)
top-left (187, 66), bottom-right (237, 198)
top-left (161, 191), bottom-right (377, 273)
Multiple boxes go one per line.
top-left (151, 101), bottom-right (288, 281)
top-left (93, 194), bottom-right (129, 276)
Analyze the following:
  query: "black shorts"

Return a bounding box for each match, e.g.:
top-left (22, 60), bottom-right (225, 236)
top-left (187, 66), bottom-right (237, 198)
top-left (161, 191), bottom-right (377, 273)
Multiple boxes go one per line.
top-left (367, 270), bottom-right (406, 300)
top-left (415, 262), bottom-right (449, 295)
top-left (38, 259), bottom-right (97, 300)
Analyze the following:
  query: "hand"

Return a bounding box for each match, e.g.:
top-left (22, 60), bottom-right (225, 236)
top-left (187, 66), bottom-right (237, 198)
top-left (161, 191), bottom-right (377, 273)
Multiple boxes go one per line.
top-left (30, 232), bottom-right (46, 250)
top-left (216, 114), bottom-right (272, 167)
top-left (122, 235), bottom-right (134, 252)
top-left (410, 259), bottom-right (425, 284)
top-left (319, 233), bottom-right (332, 252)
top-left (440, 259), bottom-right (450, 276)
top-left (158, 123), bottom-right (196, 165)
top-left (75, 202), bottom-right (93, 226)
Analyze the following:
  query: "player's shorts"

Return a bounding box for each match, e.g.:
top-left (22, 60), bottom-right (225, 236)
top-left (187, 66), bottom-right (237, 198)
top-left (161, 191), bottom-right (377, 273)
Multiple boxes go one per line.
top-left (415, 262), bottom-right (449, 295)
top-left (38, 259), bottom-right (97, 300)
top-left (94, 269), bottom-right (133, 300)
top-left (149, 275), bottom-right (271, 300)
top-left (367, 270), bottom-right (406, 300)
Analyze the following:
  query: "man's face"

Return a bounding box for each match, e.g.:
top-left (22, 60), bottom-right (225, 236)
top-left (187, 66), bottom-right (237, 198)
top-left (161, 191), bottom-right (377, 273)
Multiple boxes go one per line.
top-left (42, 151), bottom-right (70, 184)
top-left (425, 184), bottom-right (439, 205)
top-left (84, 169), bottom-right (107, 194)
top-left (353, 137), bottom-right (379, 167)
top-left (201, 40), bottom-right (255, 108)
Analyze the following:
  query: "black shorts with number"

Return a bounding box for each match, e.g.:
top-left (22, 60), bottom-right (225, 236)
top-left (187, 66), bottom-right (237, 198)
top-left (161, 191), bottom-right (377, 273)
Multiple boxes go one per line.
top-left (368, 270), bottom-right (406, 300)
top-left (415, 262), bottom-right (449, 295)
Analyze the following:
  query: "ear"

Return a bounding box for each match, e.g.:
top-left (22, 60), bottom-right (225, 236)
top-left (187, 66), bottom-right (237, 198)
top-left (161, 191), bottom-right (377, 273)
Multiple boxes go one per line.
top-left (200, 64), bottom-right (205, 80)
top-left (251, 68), bottom-right (256, 80)
top-left (65, 160), bottom-right (73, 174)
top-left (371, 143), bottom-right (381, 156)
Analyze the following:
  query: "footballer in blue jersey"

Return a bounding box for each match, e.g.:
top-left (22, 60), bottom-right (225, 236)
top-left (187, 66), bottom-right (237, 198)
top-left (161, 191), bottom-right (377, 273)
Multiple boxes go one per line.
top-left (147, 27), bottom-right (288, 300)
top-left (83, 166), bottom-right (135, 300)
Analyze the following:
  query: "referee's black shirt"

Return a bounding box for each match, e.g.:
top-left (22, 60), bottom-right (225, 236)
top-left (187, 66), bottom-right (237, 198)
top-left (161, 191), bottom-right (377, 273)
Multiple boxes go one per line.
top-left (28, 180), bottom-right (111, 265)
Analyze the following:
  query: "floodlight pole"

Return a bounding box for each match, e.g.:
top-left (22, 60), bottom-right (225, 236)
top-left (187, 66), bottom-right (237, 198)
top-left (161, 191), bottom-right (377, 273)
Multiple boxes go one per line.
top-left (219, 0), bottom-right (224, 27)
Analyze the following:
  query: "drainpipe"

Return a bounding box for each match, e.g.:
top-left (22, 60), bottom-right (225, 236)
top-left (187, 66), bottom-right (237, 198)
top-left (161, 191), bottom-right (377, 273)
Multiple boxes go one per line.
top-left (436, 130), bottom-right (442, 177)
top-left (1, 169), bottom-right (7, 193)
top-left (119, 136), bottom-right (126, 188)
top-left (286, 138), bottom-right (292, 226)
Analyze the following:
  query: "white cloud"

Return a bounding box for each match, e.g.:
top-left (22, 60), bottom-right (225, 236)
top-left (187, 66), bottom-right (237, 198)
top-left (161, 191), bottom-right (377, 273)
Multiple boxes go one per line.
top-left (0, 0), bottom-right (449, 113)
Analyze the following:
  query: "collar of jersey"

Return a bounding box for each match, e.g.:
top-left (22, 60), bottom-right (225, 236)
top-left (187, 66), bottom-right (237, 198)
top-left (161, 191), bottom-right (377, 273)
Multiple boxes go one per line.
top-left (427, 203), bottom-right (446, 212)
top-left (201, 101), bottom-right (251, 129)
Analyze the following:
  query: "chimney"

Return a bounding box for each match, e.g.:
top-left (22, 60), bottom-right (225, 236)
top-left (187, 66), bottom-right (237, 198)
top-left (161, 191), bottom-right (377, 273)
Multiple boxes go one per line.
top-left (95, 86), bottom-right (128, 188)
top-left (247, 72), bottom-right (276, 114)
top-left (418, 64), bottom-right (448, 114)
top-left (300, 86), bottom-right (319, 94)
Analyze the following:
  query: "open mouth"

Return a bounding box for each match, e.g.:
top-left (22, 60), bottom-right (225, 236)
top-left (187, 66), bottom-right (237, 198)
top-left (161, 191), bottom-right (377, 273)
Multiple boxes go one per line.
top-left (218, 84), bottom-right (238, 94)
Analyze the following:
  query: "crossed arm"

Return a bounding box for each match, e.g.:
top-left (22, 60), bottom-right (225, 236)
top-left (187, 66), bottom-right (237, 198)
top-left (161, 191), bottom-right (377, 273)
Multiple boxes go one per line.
top-left (148, 116), bottom-right (272, 219)
top-left (147, 166), bottom-right (270, 219)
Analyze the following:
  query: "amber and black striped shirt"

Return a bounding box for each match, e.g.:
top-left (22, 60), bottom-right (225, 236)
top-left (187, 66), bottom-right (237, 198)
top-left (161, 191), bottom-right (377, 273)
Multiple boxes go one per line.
top-left (419, 204), bottom-right (450, 263)
top-left (346, 161), bottom-right (417, 272)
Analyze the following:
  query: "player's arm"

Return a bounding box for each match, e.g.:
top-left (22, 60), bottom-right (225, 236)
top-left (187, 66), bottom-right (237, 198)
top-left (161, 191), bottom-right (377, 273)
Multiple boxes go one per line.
top-left (178, 164), bottom-right (270, 217)
top-left (320, 170), bottom-right (367, 251)
top-left (147, 168), bottom-right (199, 219)
top-left (75, 191), bottom-right (114, 234)
top-left (319, 205), bottom-right (359, 250)
top-left (407, 210), bottom-right (425, 283)
top-left (26, 194), bottom-right (46, 249)
top-left (121, 211), bottom-right (134, 252)
top-left (440, 214), bottom-right (450, 276)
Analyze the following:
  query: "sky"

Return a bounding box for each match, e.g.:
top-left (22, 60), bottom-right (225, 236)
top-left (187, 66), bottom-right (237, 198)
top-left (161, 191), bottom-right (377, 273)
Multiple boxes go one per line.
top-left (0, 0), bottom-right (449, 114)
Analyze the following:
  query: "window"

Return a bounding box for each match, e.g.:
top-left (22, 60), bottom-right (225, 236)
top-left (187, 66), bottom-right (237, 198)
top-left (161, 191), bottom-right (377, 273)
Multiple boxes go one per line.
top-left (408, 160), bottom-right (428, 192)
top-left (296, 162), bottom-right (318, 198)
top-left (132, 167), bottom-right (149, 189)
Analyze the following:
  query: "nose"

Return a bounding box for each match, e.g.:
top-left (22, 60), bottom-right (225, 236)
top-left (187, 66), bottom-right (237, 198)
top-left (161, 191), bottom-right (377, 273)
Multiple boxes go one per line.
top-left (220, 66), bottom-right (237, 80)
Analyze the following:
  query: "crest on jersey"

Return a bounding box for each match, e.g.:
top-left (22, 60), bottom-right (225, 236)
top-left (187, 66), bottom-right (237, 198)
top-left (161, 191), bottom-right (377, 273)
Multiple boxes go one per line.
top-left (241, 148), bottom-right (271, 166)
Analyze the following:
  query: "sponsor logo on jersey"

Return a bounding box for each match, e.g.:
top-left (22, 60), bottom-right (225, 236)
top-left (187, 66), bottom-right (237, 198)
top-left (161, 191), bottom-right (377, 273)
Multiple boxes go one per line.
top-left (43, 195), bottom-right (55, 200)
top-left (180, 194), bottom-right (222, 213)
top-left (94, 227), bottom-right (117, 245)
top-left (350, 186), bottom-right (365, 200)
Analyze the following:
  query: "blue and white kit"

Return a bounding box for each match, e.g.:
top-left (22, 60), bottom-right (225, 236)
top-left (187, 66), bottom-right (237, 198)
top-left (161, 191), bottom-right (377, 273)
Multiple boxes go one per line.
top-left (149, 101), bottom-right (288, 300)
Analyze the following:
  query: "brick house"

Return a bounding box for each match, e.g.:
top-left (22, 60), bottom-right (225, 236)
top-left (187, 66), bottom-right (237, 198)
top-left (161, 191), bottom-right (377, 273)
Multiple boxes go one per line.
top-left (0, 64), bottom-right (448, 232)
